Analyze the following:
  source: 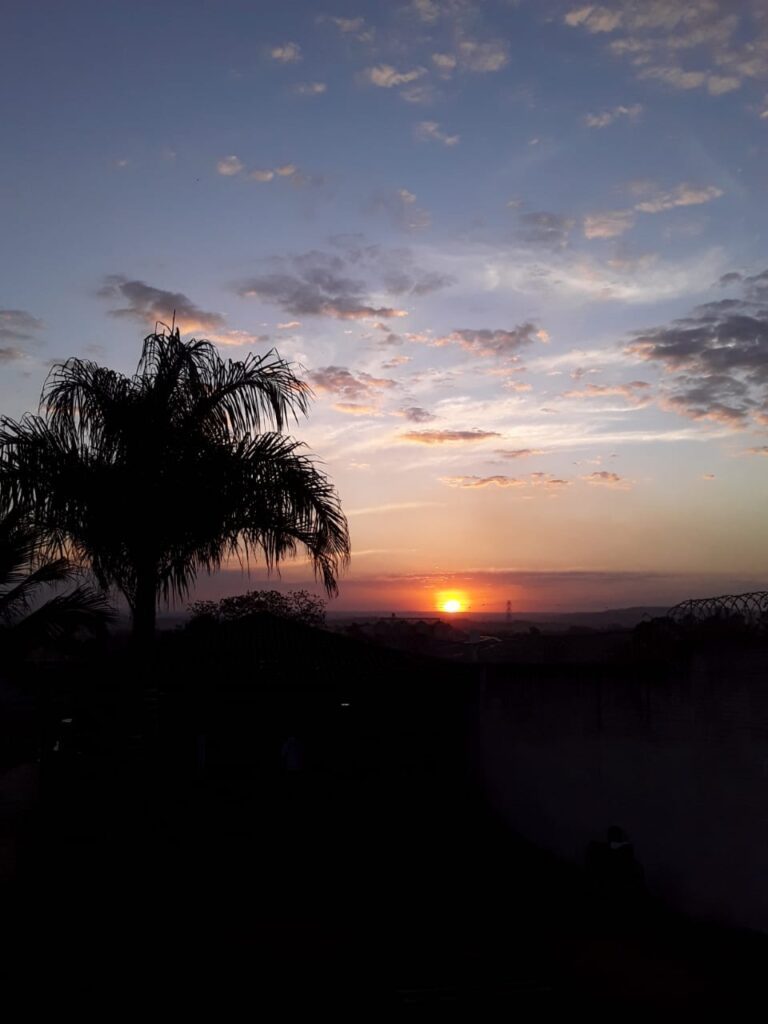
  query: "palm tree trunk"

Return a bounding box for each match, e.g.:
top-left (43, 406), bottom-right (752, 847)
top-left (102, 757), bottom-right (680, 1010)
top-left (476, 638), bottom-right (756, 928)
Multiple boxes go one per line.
top-left (132, 569), bottom-right (157, 647)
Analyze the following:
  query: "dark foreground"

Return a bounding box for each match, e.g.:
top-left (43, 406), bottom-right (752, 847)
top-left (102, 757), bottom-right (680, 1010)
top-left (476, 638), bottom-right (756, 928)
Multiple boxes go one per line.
top-left (2, 755), bottom-right (765, 1012)
top-left (1, 617), bottom-right (767, 1011)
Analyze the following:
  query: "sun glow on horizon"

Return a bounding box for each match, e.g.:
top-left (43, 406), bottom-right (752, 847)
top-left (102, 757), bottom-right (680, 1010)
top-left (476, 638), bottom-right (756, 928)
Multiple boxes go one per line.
top-left (437, 590), bottom-right (468, 614)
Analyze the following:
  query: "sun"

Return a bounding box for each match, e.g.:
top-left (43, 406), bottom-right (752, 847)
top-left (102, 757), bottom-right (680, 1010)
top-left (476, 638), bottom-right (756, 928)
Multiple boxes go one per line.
top-left (442, 599), bottom-right (462, 614)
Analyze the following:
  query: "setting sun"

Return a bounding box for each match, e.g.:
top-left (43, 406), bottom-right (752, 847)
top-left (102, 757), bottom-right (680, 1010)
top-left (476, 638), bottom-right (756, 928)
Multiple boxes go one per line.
top-left (437, 591), bottom-right (468, 614)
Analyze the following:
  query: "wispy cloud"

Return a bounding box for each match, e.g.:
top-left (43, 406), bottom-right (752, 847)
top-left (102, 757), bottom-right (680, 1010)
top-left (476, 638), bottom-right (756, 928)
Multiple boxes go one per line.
top-left (400, 429), bottom-right (502, 444)
top-left (562, 380), bottom-right (652, 406)
top-left (415, 120), bottom-right (460, 146)
top-left (584, 103), bottom-right (642, 128)
top-left (565, 2), bottom-right (765, 96)
top-left (363, 64), bottom-right (426, 88)
top-left (270, 42), bottom-right (302, 63)
top-left (634, 183), bottom-right (724, 214)
top-left (333, 402), bottom-right (380, 416)
top-left (519, 211), bottom-right (575, 249)
top-left (583, 210), bottom-right (635, 239)
top-left (370, 187), bottom-right (431, 230)
top-left (495, 448), bottom-right (546, 459)
top-left (294, 81), bottom-right (327, 96)
top-left (441, 475), bottom-right (525, 488)
top-left (0, 308), bottom-right (43, 341)
top-left (347, 500), bottom-right (443, 516)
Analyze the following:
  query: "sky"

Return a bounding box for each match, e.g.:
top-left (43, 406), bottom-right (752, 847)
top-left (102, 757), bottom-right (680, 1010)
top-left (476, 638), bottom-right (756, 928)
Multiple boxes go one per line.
top-left (2, 0), bottom-right (768, 613)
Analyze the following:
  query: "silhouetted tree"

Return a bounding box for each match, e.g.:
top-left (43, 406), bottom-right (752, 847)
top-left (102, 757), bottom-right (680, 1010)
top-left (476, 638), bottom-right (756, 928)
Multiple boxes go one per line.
top-left (0, 329), bottom-right (349, 645)
top-left (190, 588), bottom-right (326, 628)
top-left (0, 509), bottom-right (111, 658)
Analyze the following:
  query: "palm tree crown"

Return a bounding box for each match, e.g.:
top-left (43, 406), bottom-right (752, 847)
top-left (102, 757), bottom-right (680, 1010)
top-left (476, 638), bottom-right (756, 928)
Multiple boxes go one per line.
top-left (0, 329), bottom-right (350, 640)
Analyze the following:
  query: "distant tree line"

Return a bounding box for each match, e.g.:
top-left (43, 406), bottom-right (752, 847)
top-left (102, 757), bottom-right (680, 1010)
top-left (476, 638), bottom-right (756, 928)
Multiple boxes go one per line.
top-left (189, 589), bottom-right (326, 629)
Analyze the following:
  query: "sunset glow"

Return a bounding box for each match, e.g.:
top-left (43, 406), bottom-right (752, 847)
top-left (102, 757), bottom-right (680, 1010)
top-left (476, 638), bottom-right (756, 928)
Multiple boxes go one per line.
top-left (437, 591), bottom-right (468, 615)
top-left (2, 1), bottom-right (768, 613)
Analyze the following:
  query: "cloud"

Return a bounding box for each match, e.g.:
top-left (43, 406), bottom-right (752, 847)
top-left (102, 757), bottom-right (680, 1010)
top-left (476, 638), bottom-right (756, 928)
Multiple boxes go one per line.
top-left (400, 406), bottom-right (436, 423)
top-left (238, 244), bottom-right (450, 322)
top-left (207, 330), bottom-right (270, 347)
top-left (217, 155), bottom-right (244, 176)
top-left (495, 448), bottom-right (546, 459)
top-left (702, 473), bottom-right (716, 480)
top-left (639, 66), bottom-right (740, 94)
top-left (529, 473), bottom-right (571, 489)
top-left (277, 320), bottom-right (301, 329)
top-left (410, 0), bottom-right (441, 23)
top-left (308, 365), bottom-right (397, 401)
top-left (433, 323), bottom-right (548, 360)
top-left (399, 82), bottom-right (439, 104)
top-left (626, 272), bottom-right (768, 427)
top-left (363, 64), bottom-right (426, 88)
top-left (415, 121), bottom-right (460, 146)
top-left (519, 211), bottom-right (575, 248)
top-left (565, 2), bottom-right (766, 95)
top-left (347, 500), bottom-right (443, 517)
top-left (745, 446), bottom-right (768, 456)
top-left (442, 471), bottom-right (570, 491)
top-left (400, 429), bottom-right (502, 443)
top-left (565, 6), bottom-right (622, 33)
top-left (456, 38), bottom-right (509, 72)
top-left (0, 347), bottom-right (26, 363)
top-left (562, 380), bottom-right (652, 405)
top-left (294, 81), bottom-right (327, 96)
top-left (271, 42), bottom-right (302, 63)
top-left (236, 250), bottom-right (410, 320)
top-left (0, 308), bottom-right (43, 342)
top-left (432, 52), bottom-right (458, 74)
top-left (383, 355), bottom-right (412, 369)
top-left (441, 475), bottom-right (525, 488)
top-left (634, 183), bottom-right (723, 214)
top-left (583, 210), bottom-right (635, 238)
top-left (333, 402), bottom-right (379, 416)
top-left (370, 187), bottom-right (431, 230)
top-left (584, 103), bottom-right (643, 127)
top-left (329, 16), bottom-right (365, 33)
top-left (582, 470), bottom-right (631, 488)
top-left (247, 169), bottom-right (275, 182)
top-left (98, 276), bottom-right (226, 332)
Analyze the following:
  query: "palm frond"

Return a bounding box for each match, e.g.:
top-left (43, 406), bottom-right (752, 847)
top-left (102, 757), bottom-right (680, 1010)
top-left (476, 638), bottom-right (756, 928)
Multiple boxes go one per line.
top-left (5, 584), bottom-right (113, 652)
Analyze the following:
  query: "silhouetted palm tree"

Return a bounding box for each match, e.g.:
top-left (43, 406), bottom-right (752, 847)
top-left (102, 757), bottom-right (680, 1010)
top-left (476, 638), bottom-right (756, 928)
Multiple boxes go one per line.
top-left (0, 329), bottom-right (350, 644)
top-left (0, 510), bottom-right (111, 657)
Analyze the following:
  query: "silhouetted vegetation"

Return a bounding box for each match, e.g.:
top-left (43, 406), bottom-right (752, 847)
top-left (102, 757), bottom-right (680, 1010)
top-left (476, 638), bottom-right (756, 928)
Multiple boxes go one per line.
top-left (189, 588), bottom-right (326, 628)
top-left (0, 329), bottom-right (349, 644)
top-left (0, 509), bottom-right (111, 659)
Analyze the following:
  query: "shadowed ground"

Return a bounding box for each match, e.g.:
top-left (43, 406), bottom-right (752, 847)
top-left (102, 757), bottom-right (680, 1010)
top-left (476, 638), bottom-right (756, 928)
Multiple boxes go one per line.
top-left (2, 750), bottom-right (765, 1011)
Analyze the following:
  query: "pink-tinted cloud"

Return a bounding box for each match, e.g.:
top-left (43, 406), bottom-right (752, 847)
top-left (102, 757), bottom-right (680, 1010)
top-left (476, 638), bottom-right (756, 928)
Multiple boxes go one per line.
top-left (441, 475), bottom-right (525, 488)
top-left (582, 470), bottom-right (631, 489)
top-left (562, 380), bottom-right (652, 405)
top-left (400, 429), bottom-right (502, 444)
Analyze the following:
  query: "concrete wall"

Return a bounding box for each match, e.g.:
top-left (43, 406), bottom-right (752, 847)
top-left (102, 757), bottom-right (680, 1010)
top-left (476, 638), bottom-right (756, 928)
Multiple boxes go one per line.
top-left (475, 651), bottom-right (768, 932)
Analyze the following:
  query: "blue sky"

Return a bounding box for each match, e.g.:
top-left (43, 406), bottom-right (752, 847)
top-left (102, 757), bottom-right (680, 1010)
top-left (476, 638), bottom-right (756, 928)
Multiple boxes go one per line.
top-left (2, 0), bottom-right (768, 611)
